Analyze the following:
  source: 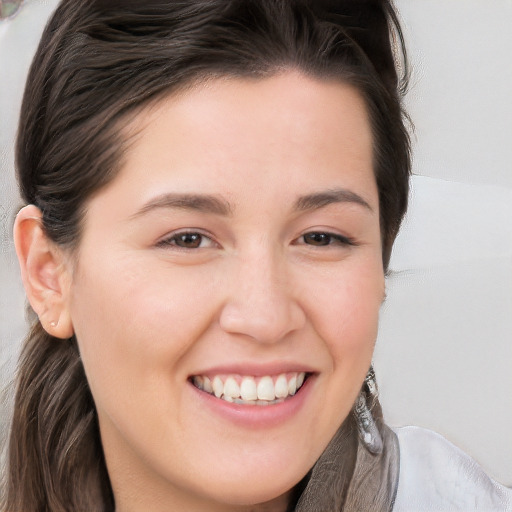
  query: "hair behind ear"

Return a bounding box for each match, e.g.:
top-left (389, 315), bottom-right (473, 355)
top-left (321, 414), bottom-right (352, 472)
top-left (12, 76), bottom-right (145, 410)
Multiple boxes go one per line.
top-left (1, 322), bottom-right (114, 512)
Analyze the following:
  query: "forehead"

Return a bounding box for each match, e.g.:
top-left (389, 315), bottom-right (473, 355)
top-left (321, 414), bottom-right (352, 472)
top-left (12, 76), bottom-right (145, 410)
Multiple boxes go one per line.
top-left (97, 71), bottom-right (377, 215)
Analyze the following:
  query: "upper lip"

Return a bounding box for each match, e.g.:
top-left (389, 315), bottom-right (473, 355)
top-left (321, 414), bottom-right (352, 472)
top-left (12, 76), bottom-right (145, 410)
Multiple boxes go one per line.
top-left (190, 362), bottom-right (317, 378)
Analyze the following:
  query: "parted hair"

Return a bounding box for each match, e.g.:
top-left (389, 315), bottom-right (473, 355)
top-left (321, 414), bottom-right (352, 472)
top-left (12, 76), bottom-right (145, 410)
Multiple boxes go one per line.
top-left (2, 1), bottom-right (410, 510)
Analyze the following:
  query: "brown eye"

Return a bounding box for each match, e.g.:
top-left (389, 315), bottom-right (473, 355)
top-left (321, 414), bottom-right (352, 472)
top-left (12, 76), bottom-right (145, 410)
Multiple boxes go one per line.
top-left (302, 232), bottom-right (354, 247)
top-left (158, 232), bottom-right (214, 249)
top-left (174, 233), bottom-right (203, 248)
top-left (303, 233), bottom-right (333, 246)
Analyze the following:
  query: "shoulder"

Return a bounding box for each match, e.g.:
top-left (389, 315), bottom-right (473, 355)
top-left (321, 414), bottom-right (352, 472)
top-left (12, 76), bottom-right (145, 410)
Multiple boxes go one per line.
top-left (392, 426), bottom-right (512, 512)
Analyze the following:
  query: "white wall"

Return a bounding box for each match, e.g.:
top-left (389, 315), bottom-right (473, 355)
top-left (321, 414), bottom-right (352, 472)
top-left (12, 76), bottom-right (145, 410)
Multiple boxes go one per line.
top-left (375, 0), bottom-right (512, 485)
top-left (1, 0), bottom-right (511, 485)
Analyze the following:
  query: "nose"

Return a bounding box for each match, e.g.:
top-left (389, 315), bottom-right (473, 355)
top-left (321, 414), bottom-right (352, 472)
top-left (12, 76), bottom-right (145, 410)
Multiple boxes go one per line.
top-left (218, 246), bottom-right (306, 344)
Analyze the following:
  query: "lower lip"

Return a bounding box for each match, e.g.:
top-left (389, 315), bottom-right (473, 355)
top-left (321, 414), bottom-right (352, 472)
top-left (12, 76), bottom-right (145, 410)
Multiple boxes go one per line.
top-left (189, 375), bottom-right (315, 429)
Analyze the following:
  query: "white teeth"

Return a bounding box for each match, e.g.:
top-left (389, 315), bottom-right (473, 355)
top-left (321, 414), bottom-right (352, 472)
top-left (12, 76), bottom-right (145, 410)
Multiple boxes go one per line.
top-left (257, 376), bottom-right (275, 400)
top-left (240, 377), bottom-right (258, 401)
top-left (192, 372), bottom-right (308, 404)
top-left (274, 374), bottom-right (288, 398)
top-left (203, 376), bottom-right (213, 393)
top-left (288, 375), bottom-right (297, 396)
top-left (223, 377), bottom-right (240, 399)
top-left (212, 376), bottom-right (224, 398)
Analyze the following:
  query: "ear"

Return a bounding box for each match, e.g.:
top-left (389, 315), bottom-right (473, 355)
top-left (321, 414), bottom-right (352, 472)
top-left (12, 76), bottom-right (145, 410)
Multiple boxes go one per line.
top-left (13, 205), bottom-right (74, 339)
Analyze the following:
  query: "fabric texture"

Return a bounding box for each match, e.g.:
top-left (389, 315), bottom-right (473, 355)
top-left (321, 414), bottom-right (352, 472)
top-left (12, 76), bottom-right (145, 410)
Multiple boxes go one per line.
top-left (392, 426), bottom-right (512, 512)
top-left (294, 412), bottom-right (400, 512)
top-left (294, 422), bottom-right (512, 511)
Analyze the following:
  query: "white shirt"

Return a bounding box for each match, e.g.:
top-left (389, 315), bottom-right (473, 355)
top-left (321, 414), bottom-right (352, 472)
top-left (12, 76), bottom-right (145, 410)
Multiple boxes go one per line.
top-left (393, 426), bottom-right (512, 511)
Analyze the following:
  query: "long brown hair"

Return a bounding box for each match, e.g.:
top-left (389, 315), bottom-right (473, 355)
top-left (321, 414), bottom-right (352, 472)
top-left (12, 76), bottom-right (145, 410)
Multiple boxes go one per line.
top-left (2, 1), bottom-right (410, 510)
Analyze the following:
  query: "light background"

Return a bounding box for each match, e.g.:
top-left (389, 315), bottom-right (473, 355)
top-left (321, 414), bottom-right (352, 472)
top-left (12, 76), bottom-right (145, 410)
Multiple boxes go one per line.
top-left (1, 0), bottom-right (511, 485)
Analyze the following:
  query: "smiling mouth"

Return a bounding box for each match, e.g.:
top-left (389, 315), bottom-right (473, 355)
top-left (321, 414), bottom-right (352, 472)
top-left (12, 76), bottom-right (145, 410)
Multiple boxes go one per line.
top-left (191, 372), bottom-right (308, 405)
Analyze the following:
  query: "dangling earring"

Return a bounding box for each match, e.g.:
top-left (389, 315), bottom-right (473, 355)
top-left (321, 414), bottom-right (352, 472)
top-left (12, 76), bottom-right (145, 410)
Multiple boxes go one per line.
top-left (354, 365), bottom-right (383, 455)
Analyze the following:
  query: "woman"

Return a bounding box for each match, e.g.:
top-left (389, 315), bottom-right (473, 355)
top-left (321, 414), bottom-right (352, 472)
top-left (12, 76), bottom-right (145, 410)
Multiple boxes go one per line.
top-left (2, 0), bottom-right (511, 511)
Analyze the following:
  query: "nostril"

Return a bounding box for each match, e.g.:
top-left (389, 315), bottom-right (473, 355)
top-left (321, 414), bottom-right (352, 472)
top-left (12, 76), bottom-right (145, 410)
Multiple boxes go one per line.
top-left (218, 299), bottom-right (306, 344)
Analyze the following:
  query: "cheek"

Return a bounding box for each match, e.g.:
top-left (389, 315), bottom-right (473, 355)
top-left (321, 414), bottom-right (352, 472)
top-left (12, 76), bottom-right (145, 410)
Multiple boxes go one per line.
top-left (334, 277), bottom-right (381, 350)
top-left (302, 257), bottom-right (383, 408)
top-left (286, 258), bottom-right (383, 446)
top-left (68, 252), bottom-right (221, 405)
top-left (306, 259), bottom-right (383, 353)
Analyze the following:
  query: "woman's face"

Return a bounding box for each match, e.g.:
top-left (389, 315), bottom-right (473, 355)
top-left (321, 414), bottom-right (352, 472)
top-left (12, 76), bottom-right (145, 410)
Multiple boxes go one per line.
top-left (65, 71), bottom-right (384, 511)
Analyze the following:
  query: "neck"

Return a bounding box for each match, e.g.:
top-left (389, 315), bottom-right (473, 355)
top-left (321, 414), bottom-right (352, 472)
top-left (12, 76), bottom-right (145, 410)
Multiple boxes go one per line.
top-left (113, 485), bottom-right (293, 512)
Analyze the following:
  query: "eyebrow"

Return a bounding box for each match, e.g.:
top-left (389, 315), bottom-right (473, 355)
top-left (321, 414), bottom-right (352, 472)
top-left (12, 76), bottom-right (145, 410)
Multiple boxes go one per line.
top-left (293, 188), bottom-right (373, 213)
top-left (131, 187), bottom-right (373, 219)
top-left (131, 193), bottom-right (233, 218)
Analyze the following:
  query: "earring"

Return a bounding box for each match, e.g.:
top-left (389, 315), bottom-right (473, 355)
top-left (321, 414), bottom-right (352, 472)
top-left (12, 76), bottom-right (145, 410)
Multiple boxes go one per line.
top-left (354, 366), bottom-right (383, 455)
top-left (50, 320), bottom-right (58, 328)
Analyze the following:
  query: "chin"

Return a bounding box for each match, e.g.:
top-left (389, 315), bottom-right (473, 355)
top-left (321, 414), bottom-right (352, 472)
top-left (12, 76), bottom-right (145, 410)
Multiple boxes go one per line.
top-left (198, 475), bottom-right (298, 509)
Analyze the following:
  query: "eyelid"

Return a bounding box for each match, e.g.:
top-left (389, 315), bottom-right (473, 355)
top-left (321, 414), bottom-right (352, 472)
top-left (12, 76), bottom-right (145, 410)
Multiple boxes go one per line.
top-left (155, 228), bottom-right (355, 250)
top-left (156, 229), bottom-right (219, 249)
top-left (297, 230), bottom-right (357, 247)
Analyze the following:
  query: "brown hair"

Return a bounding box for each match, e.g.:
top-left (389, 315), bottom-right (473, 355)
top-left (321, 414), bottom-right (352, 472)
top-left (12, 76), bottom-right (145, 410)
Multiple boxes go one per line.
top-left (3, 1), bottom-right (410, 510)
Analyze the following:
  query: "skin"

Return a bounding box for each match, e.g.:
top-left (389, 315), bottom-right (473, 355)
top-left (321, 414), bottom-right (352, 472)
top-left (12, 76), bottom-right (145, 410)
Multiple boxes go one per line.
top-left (15, 71), bottom-right (385, 511)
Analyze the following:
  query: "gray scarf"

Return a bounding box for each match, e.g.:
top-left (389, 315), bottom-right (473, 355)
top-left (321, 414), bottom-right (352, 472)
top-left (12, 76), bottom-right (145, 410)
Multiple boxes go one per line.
top-left (294, 400), bottom-right (400, 512)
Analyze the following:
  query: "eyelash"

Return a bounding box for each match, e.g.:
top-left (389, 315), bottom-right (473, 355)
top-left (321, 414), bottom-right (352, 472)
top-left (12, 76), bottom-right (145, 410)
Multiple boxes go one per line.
top-left (297, 232), bottom-right (356, 248)
top-left (157, 230), bottom-right (355, 250)
top-left (156, 230), bottom-right (217, 250)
